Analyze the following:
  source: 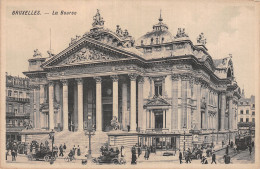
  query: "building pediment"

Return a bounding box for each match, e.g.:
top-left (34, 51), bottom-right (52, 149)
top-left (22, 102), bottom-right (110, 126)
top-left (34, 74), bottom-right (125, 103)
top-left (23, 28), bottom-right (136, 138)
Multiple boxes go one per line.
top-left (144, 96), bottom-right (171, 109)
top-left (42, 37), bottom-right (142, 69)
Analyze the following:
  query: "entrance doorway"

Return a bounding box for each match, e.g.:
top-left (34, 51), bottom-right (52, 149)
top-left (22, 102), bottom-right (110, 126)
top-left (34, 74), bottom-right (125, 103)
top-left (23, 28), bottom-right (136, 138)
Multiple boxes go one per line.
top-left (103, 104), bottom-right (112, 131)
top-left (154, 111), bottom-right (163, 130)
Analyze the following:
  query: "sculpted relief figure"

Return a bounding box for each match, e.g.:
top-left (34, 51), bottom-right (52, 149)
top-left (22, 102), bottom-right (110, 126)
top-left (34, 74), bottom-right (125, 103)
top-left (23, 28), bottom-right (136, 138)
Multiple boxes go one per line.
top-left (60, 47), bottom-right (116, 64)
top-left (116, 25), bottom-right (123, 36)
top-left (175, 28), bottom-right (188, 38)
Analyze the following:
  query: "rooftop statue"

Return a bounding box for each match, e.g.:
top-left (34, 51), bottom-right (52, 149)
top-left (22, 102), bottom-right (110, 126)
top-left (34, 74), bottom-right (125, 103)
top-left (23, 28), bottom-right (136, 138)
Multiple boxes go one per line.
top-left (92, 9), bottom-right (104, 27)
top-left (123, 29), bottom-right (129, 37)
top-left (175, 28), bottom-right (189, 38)
top-left (70, 35), bottom-right (81, 46)
top-left (47, 50), bottom-right (55, 57)
top-left (33, 49), bottom-right (42, 57)
top-left (116, 25), bottom-right (123, 36)
top-left (197, 32), bottom-right (207, 45)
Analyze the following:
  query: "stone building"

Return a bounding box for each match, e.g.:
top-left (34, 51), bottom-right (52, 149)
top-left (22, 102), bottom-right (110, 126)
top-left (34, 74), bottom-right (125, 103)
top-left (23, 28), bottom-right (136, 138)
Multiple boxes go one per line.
top-left (237, 90), bottom-right (255, 137)
top-left (6, 73), bottom-right (32, 142)
top-left (23, 10), bottom-right (241, 151)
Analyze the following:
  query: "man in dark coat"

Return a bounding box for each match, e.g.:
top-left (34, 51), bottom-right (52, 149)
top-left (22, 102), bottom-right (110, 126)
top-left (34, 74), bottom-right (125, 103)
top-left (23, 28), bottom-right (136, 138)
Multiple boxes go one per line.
top-left (63, 143), bottom-right (67, 150)
top-left (249, 145), bottom-right (252, 155)
top-left (138, 146), bottom-right (141, 157)
top-left (179, 151), bottom-right (183, 164)
top-left (131, 146), bottom-right (137, 164)
top-left (59, 145), bottom-right (64, 157)
top-left (211, 151), bottom-right (216, 164)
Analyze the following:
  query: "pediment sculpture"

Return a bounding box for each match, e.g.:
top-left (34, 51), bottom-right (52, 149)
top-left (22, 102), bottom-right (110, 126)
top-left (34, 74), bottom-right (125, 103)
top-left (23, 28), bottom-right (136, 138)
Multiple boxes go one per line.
top-left (59, 47), bottom-right (119, 65)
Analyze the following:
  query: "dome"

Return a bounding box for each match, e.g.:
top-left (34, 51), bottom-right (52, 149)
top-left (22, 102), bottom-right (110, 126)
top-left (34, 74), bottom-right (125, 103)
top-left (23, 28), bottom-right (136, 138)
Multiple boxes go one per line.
top-left (136, 29), bottom-right (173, 46)
top-left (136, 12), bottom-right (173, 46)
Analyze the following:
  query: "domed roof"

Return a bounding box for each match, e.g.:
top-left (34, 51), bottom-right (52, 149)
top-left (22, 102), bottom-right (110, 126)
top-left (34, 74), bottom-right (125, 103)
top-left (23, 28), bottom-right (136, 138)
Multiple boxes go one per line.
top-left (136, 12), bottom-right (173, 46)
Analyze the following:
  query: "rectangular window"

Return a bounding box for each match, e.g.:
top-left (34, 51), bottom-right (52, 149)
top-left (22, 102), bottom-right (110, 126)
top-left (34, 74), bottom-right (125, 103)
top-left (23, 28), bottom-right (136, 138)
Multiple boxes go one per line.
top-left (19, 92), bottom-right (23, 98)
top-left (14, 108), bottom-right (18, 114)
top-left (246, 118), bottom-right (249, 122)
top-left (154, 46), bottom-right (161, 51)
top-left (154, 80), bottom-right (162, 96)
top-left (14, 91), bottom-right (18, 98)
top-left (246, 110), bottom-right (249, 114)
top-left (252, 104), bottom-right (255, 108)
top-left (240, 110), bottom-right (243, 114)
top-left (8, 90), bottom-right (12, 97)
top-left (252, 118), bottom-right (255, 123)
top-left (240, 118), bottom-right (243, 122)
top-left (252, 111), bottom-right (255, 115)
top-left (145, 48), bottom-right (152, 53)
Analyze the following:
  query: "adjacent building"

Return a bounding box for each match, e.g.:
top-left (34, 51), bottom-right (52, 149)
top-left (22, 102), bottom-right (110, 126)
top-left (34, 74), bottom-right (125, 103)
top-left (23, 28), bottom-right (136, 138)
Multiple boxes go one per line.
top-left (22, 10), bottom-right (241, 151)
top-left (237, 90), bottom-right (255, 137)
top-left (6, 73), bottom-right (32, 142)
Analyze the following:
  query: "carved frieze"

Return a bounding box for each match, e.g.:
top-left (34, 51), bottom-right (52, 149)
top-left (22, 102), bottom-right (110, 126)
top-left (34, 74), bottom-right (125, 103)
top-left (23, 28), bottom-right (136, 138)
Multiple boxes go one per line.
top-left (59, 47), bottom-right (121, 65)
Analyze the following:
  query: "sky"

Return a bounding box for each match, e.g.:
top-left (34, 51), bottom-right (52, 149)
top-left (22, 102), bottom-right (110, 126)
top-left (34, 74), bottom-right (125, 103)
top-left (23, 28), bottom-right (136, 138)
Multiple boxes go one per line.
top-left (2, 0), bottom-right (258, 98)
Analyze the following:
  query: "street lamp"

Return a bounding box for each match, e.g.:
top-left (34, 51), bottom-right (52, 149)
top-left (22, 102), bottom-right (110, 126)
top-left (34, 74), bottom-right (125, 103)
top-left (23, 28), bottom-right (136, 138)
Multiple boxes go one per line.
top-left (49, 130), bottom-right (55, 164)
top-left (85, 115), bottom-right (95, 160)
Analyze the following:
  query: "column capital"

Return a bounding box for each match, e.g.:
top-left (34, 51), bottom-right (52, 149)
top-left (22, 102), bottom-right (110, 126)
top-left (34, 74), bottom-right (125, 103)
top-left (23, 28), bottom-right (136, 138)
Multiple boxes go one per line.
top-left (75, 78), bottom-right (83, 85)
top-left (48, 81), bottom-right (54, 87)
top-left (180, 73), bottom-right (192, 81)
top-left (171, 74), bottom-right (180, 81)
top-left (94, 76), bottom-right (102, 83)
top-left (110, 75), bottom-right (119, 82)
top-left (61, 79), bottom-right (68, 86)
top-left (138, 76), bottom-right (144, 84)
top-left (128, 73), bottom-right (138, 81)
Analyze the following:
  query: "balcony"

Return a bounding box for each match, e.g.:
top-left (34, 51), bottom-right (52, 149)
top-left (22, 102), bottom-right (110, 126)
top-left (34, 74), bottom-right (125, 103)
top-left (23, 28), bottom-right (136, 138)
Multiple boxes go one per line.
top-left (6, 112), bottom-right (30, 118)
top-left (6, 97), bottom-right (30, 103)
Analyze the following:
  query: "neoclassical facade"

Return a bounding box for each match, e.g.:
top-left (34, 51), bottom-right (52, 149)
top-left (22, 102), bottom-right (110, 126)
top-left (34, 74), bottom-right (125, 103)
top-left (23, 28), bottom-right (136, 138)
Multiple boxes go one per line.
top-left (23, 10), bottom-right (241, 150)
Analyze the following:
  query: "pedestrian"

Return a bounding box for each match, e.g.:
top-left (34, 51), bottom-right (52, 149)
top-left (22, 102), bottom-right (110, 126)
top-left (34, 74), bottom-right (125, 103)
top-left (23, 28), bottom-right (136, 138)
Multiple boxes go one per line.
top-left (77, 145), bottom-right (81, 156)
top-left (63, 143), bottom-right (67, 150)
top-left (144, 147), bottom-right (149, 160)
top-left (230, 141), bottom-right (233, 148)
top-left (179, 150), bottom-right (183, 164)
top-left (131, 145), bottom-right (137, 164)
top-left (138, 146), bottom-right (141, 157)
top-left (222, 140), bottom-right (224, 148)
top-left (211, 151), bottom-right (216, 164)
top-left (249, 145), bottom-right (252, 155)
top-left (73, 145), bottom-right (76, 155)
top-left (11, 149), bottom-right (16, 161)
top-left (59, 144), bottom-right (64, 157)
top-left (121, 146), bottom-right (125, 157)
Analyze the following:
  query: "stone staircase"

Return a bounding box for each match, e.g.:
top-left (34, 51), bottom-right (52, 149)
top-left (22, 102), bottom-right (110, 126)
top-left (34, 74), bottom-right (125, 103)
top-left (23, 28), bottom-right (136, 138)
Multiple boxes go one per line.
top-left (25, 130), bottom-right (108, 156)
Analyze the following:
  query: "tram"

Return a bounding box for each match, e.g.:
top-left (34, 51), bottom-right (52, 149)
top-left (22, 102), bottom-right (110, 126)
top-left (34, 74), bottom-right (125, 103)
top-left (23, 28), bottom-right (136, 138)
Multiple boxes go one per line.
top-left (235, 134), bottom-right (251, 150)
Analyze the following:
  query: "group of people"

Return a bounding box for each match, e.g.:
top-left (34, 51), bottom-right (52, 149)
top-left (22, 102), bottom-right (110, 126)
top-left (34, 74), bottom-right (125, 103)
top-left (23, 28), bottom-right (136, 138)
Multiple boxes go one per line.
top-left (6, 141), bottom-right (18, 161)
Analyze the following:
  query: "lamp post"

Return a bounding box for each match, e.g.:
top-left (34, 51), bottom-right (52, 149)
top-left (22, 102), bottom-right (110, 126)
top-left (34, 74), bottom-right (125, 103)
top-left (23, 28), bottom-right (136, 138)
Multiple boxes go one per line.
top-left (183, 124), bottom-right (186, 152)
top-left (49, 130), bottom-right (55, 164)
top-left (85, 115), bottom-right (95, 160)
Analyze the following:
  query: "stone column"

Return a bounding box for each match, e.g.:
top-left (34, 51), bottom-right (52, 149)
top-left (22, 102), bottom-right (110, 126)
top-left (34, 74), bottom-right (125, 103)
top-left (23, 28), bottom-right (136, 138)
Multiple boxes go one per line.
top-left (76, 78), bottom-right (84, 131)
top-left (138, 77), bottom-right (144, 130)
top-left (205, 86), bottom-right (209, 129)
top-left (111, 75), bottom-right (119, 120)
top-left (220, 92), bottom-right (226, 131)
top-left (195, 79), bottom-right (201, 130)
top-left (94, 77), bottom-right (102, 132)
top-left (39, 85), bottom-right (45, 128)
top-left (129, 73), bottom-right (138, 132)
top-left (163, 110), bottom-right (166, 129)
top-left (171, 74), bottom-right (179, 130)
top-left (48, 81), bottom-right (54, 130)
top-left (122, 82), bottom-right (127, 130)
top-left (228, 97), bottom-right (233, 130)
top-left (61, 80), bottom-right (69, 131)
top-left (149, 77), bottom-right (154, 97)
